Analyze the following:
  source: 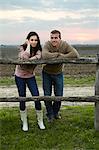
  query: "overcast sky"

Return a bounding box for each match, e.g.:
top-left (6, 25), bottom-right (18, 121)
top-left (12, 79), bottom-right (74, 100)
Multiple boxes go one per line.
top-left (0, 0), bottom-right (99, 45)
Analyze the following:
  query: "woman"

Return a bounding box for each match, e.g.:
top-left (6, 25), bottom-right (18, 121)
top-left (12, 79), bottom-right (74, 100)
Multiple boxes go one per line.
top-left (15, 31), bottom-right (45, 131)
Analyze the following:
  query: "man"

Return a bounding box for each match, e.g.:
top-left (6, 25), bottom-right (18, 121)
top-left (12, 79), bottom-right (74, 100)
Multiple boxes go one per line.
top-left (42, 30), bottom-right (79, 122)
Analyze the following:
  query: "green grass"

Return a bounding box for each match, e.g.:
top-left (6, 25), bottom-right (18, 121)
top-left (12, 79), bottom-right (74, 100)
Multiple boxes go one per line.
top-left (0, 76), bottom-right (15, 86)
top-left (0, 75), bottom-right (95, 87)
top-left (0, 105), bottom-right (99, 150)
top-left (64, 75), bottom-right (95, 87)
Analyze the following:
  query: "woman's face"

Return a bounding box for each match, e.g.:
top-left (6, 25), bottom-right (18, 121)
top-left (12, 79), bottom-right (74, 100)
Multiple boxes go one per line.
top-left (29, 35), bottom-right (38, 47)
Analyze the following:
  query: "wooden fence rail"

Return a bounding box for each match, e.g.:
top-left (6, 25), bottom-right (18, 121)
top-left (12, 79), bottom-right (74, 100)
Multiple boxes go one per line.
top-left (0, 55), bottom-right (99, 130)
top-left (0, 57), bottom-right (98, 65)
top-left (0, 96), bottom-right (99, 102)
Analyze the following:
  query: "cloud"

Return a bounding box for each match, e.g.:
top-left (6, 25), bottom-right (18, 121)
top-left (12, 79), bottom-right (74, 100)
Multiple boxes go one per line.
top-left (0, 9), bottom-right (81, 21)
top-left (40, 0), bottom-right (54, 6)
top-left (0, 0), bottom-right (98, 10)
top-left (0, 8), bottom-right (98, 22)
top-left (0, 0), bottom-right (99, 44)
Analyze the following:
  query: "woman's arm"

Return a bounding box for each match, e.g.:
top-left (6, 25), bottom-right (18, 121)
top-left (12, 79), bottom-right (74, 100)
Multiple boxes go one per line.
top-left (19, 44), bottom-right (30, 60)
top-left (29, 50), bottom-right (42, 60)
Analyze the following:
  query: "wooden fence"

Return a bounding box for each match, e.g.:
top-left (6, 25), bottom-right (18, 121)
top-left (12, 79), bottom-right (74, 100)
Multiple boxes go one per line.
top-left (0, 56), bottom-right (99, 130)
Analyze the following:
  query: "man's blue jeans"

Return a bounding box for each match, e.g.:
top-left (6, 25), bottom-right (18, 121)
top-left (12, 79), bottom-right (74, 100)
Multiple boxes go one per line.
top-left (15, 75), bottom-right (41, 111)
top-left (42, 71), bottom-right (63, 119)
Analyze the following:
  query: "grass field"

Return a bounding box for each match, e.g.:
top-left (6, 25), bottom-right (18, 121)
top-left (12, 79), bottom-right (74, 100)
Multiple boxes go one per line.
top-left (0, 75), bottom-right (98, 150)
top-left (0, 75), bottom-right (96, 87)
top-left (0, 105), bottom-right (99, 150)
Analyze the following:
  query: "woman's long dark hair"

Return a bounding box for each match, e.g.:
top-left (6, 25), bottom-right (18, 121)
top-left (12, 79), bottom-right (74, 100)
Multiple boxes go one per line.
top-left (21, 31), bottom-right (42, 56)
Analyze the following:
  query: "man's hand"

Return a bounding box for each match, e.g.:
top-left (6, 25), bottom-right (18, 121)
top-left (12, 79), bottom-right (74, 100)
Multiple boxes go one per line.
top-left (58, 53), bottom-right (65, 58)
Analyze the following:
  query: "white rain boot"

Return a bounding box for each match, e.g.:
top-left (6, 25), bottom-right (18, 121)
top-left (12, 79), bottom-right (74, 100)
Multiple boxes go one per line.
top-left (20, 110), bottom-right (28, 131)
top-left (36, 110), bottom-right (45, 130)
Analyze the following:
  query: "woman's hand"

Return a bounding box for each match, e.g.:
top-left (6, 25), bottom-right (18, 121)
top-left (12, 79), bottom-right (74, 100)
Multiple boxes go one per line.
top-left (25, 39), bottom-right (31, 54)
top-left (25, 39), bottom-right (29, 45)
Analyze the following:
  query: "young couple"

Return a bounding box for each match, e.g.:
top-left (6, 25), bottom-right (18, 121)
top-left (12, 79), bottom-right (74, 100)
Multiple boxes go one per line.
top-left (15, 30), bottom-right (79, 131)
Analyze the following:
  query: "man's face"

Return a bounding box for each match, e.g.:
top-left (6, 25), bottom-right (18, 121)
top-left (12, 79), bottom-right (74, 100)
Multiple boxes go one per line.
top-left (50, 33), bottom-right (61, 47)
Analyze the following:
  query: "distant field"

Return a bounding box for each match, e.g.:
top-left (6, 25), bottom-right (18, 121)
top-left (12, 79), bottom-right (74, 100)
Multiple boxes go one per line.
top-left (72, 45), bottom-right (99, 56)
top-left (0, 44), bottom-right (99, 58)
top-left (0, 44), bottom-right (98, 76)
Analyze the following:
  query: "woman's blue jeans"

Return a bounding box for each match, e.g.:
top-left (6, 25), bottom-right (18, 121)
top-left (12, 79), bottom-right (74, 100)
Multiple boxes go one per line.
top-left (42, 71), bottom-right (63, 119)
top-left (15, 75), bottom-right (41, 111)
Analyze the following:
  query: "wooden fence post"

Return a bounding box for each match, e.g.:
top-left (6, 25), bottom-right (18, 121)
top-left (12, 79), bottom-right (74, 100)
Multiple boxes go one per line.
top-left (95, 54), bottom-right (99, 130)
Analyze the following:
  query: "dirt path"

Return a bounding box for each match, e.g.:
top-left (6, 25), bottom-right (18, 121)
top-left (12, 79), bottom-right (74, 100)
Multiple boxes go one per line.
top-left (0, 86), bottom-right (94, 108)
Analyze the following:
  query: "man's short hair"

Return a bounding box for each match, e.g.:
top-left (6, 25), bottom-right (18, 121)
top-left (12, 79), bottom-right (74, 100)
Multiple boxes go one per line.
top-left (50, 30), bottom-right (61, 39)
